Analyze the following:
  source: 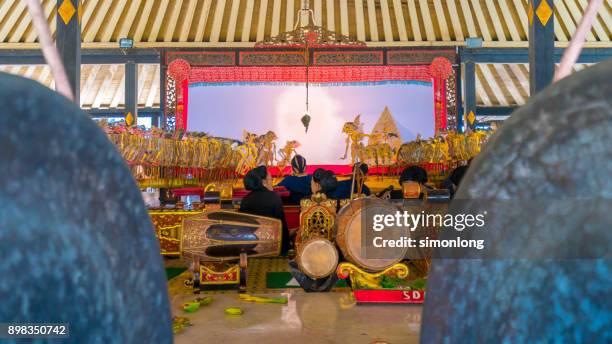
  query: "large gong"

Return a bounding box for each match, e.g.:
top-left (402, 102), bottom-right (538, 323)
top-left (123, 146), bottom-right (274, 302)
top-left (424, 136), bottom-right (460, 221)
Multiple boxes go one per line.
top-left (421, 61), bottom-right (612, 342)
top-left (0, 73), bottom-right (172, 342)
top-left (335, 198), bottom-right (408, 272)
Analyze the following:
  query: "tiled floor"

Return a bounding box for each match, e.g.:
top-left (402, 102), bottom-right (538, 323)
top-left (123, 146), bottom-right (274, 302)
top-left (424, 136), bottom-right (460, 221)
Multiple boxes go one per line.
top-left (168, 258), bottom-right (422, 343)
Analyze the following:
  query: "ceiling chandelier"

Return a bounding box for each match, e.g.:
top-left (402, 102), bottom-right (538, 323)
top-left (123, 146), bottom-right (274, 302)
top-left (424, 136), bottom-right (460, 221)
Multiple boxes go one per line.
top-left (256, 0), bottom-right (366, 133)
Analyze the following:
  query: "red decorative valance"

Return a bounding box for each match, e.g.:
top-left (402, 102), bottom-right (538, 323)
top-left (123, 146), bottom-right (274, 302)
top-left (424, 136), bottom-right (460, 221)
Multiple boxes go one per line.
top-left (167, 61), bottom-right (454, 134)
top-left (188, 65), bottom-right (433, 84)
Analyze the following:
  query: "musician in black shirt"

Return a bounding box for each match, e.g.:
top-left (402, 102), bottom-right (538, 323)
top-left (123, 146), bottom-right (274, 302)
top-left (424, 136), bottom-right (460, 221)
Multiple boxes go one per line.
top-left (239, 166), bottom-right (290, 254)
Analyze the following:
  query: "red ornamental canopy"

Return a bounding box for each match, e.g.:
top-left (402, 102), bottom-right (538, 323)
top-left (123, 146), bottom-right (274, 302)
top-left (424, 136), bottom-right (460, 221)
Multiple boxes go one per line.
top-left (168, 58), bottom-right (191, 82)
top-left (429, 57), bottom-right (453, 80)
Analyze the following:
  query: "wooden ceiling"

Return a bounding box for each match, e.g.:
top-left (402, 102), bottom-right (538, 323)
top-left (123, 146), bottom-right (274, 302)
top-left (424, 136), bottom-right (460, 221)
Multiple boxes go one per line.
top-left (0, 61), bottom-right (591, 108)
top-left (475, 63), bottom-right (591, 106)
top-left (0, 64), bottom-right (160, 109)
top-left (0, 1), bottom-right (608, 109)
top-left (0, 0), bottom-right (610, 48)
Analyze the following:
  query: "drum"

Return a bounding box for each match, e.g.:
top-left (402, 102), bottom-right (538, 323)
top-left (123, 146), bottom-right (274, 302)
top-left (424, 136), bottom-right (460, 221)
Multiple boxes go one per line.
top-left (335, 198), bottom-right (408, 272)
top-left (181, 210), bottom-right (281, 262)
top-left (295, 237), bottom-right (339, 279)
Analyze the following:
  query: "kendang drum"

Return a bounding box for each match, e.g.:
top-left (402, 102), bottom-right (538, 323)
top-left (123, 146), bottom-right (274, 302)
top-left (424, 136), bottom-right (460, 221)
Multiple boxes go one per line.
top-left (295, 236), bottom-right (339, 279)
top-left (336, 198), bottom-right (408, 272)
top-left (181, 210), bottom-right (281, 261)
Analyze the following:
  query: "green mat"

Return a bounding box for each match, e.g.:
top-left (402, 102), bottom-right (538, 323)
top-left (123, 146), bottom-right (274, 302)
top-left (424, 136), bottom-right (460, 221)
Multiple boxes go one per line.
top-left (166, 267), bottom-right (187, 280)
top-left (266, 272), bottom-right (347, 289)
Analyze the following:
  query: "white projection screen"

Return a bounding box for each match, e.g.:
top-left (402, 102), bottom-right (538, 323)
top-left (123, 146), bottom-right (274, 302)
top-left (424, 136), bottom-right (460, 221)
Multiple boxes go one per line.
top-left (187, 82), bottom-right (434, 165)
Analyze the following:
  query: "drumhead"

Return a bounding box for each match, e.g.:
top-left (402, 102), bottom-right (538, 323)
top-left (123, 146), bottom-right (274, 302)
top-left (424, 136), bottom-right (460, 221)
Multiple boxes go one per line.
top-left (337, 198), bottom-right (408, 271)
top-left (298, 239), bottom-right (339, 279)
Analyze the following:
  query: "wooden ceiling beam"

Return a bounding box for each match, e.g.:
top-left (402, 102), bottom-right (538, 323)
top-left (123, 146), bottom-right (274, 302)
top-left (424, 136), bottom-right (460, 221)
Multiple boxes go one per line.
top-left (135, 64), bottom-right (148, 106)
top-left (25, 0), bottom-right (55, 42)
top-left (498, 0), bottom-right (521, 41)
top-left (353, 0), bottom-right (364, 41)
top-left (0, 1), bottom-right (16, 26)
top-left (407, 0), bottom-right (422, 41)
top-left (226, 0), bottom-right (242, 42)
top-left (148, 1), bottom-right (169, 42)
top-left (117, 0), bottom-right (142, 40)
top-left (576, 0), bottom-right (607, 41)
top-left (195, 0), bottom-right (213, 42)
top-left (446, 0), bottom-right (464, 41)
top-left (553, 13), bottom-right (569, 42)
top-left (286, 0), bottom-right (295, 31)
top-left (314, 0), bottom-right (322, 27)
top-left (9, 2), bottom-right (33, 43)
top-left (100, 0), bottom-right (128, 42)
top-left (339, 0), bottom-right (349, 36)
top-left (84, 0), bottom-right (113, 42)
top-left (508, 63), bottom-right (530, 98)
top-left (38, 65), bottom-right (52, 87)
top-left (80, 64), bottom-right (102, 108)
top-left (256, 0), bottom-right (269, 42)
top-left (23, 65), bottom-right (36, 79)
top-left (163, 0), bottom-right (184, 42)
top-left (146, 64), bottom-right (160, 108)
top-left (110, 69), bottom-right (125, 108)
top-left (512, 0), bottom-right (528, 35)
top-left (433, 0), bottom-right (451, 41)
top-left (392, 0), bottom-right (408, 41)
top-left (484, 0), bottom-right (506, 41)
top-left (210, 0), bottom-right (228, 42)
top-left (0, 0), bottom-right (27, 42)
top-left (271, 0), bottom-right (282, 36)
top-left (480, 64), bottom-right (509, 106)
top-left (80, 0), bottom-right (98, 29)
top-left (380, 0), bottom-right (394, 42)
top-left (475, 66), bottom-right (493, 106)
top-left (241, 0), bottom-right (255, 42)
top-left (556, 0), bottom-right (580, 41)
top-left (494, 64), bottom-right (525, 104)
top-left (133, 0), bottom-right (154, 42)
top-left (417, 0), bottom-right (436, 41)
top-left (92, 64), bottom-right (118, 108)
top-left (326, 0), bottom-right (335, 31)
top-left (179, 0), bottom-right (199, 42)
top-left (471, 0), bottom-right (492, 41)
top-left (460, 0), bottom-right (478, 38)
top-left (366, 0), bottom-right (379, 42)
top-left (564, 0), bottom-right (596, 41)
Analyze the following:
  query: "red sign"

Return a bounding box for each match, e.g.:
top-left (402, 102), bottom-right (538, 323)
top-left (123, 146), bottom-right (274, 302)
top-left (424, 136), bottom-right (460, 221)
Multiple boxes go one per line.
top-left (353, 290), bottom-right (425, 304)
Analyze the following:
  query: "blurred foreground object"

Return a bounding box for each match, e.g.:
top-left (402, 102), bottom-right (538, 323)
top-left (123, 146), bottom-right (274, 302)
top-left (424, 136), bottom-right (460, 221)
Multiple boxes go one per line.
top-left (0, 73), bottom-right (172, 342)
top-left (421, 61), bottom-right (612, 342)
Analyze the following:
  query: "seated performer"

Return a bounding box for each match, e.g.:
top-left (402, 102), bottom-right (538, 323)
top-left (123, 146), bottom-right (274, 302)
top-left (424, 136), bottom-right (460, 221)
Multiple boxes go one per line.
top-left (397, 165), bottom-right (431, 199)
top-left (276, 155), bottom-right (312, 204)
top-left (330, 162), bottom-right (371, 199)
top-left (310, 168), bottom-right (338, 198)
top-left (240, 166), bottom-right (289, 254)
top-left (443, 165), bottom-right (469, 199)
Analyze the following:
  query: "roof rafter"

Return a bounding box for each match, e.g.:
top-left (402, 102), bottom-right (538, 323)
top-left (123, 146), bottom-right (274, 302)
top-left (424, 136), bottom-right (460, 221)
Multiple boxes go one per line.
top-left (418, 0), bottom-right (436, 41)
top-left (433, 0), bottom-right (451, 41)
top-left (210, 0), bottom-right (227, 43)
top-left (380, 0), bottom-right (394, 42)
top-left (163, 0), bottom-right (184, 42)
top-left (226, 0), bottom-right (242, 42)
top-left (179, 0), bottom-right (199, 42)
top-left (392, 0), bottom-right (408, 41)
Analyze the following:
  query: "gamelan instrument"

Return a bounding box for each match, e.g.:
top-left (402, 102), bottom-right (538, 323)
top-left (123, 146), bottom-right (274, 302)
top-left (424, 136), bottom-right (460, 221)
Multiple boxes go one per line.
top-left (294, 195), bottom-right (339, 280)
top-left (182, 210), bottom-right (282, 292)
top-left (295, 236), bottom-right (339, 279)
top-left (182, 210), bottom-right (282, 261)
top-left (336, 198), bottom-right (408, 272)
